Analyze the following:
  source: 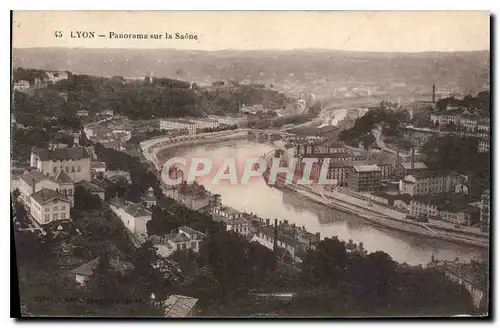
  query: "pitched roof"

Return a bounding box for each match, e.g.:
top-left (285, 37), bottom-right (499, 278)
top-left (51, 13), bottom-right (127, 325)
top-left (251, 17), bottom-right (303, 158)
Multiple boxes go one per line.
top-left (123, 202), bottom-right (151, 217)
top-left (228, 218), bottom-right (250, 226)
top-left (20, 170), bottom-right (52, 187)
top-left (33, 146), bottom-right (90, 161)
top-left (71, 257), bottom-right (135, 276)
top-left (31, 188), bottom-right (71, 205)
top-left (163, 295), bottom-right (198, 318)
top-left (54, 168), bottom-right (75, 185)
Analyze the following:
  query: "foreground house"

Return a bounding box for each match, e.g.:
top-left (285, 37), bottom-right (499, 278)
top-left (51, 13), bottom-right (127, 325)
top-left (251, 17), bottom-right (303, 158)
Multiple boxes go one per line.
top-left (71, 257), bottom-right (135, 286)
top-left (29, 188), bottom-right (72, 225)
top-left (163, 295), bottom-right (199, 318)
top-left (30, 146), bottom-right (91, 182)
top-left (151, 226), bottom-right (206, 258)
top-left (109, 199), bottom-right (152, 238)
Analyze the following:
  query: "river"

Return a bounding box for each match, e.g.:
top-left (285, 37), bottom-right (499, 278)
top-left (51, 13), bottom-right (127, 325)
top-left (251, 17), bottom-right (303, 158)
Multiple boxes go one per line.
top-left (158, 139), bottom-right (487, 266)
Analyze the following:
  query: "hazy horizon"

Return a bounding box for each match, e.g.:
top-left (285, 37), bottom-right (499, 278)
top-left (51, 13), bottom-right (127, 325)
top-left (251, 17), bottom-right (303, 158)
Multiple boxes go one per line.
top-left (13, 11), bottom-right (490, 52)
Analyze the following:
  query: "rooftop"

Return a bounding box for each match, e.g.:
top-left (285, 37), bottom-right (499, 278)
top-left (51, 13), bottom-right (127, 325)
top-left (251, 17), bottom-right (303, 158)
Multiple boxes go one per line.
top-left (54, 168), bottom-right (75, 185)
top-left (32, 146), bottom-right (90, 162)
top-left (20, 170), bottom-right (51, 187)
top-left (71, 257), bottom-right (135, 276)
top-left (353, 164), bottom-right (381, 172)
top-left (219, 206), bottom-right (242, 216)
top-left (31, 188), bottom-right (71, 205)
top-left (163, 295), bottom-right (199, 318)
top-left (91, 161), bottom-right (107, 169)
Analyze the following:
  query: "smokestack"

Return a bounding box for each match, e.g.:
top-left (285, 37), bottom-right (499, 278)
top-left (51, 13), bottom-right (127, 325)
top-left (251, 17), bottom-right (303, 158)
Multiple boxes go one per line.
top-left (411, 145), bottom-right (415, 170)
top-left (273, 219), bottom-right (278, 251)
top-left (432, 85), bottom-right (436, 103)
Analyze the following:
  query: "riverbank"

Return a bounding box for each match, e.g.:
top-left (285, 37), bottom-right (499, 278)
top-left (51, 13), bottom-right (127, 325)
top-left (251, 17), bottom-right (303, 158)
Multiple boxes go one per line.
top-left (267, 176), bottom-right (489, 249)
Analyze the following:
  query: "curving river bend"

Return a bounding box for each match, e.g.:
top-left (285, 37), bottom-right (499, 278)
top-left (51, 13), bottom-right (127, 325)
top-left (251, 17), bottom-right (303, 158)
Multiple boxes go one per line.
top-left (158, 139), bottom-right (487, 266)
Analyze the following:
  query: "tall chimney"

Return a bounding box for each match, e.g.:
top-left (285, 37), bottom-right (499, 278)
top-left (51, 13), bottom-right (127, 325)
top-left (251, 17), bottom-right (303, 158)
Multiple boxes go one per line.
top-left (432, 84), bottom-right (436, 103)
top-left (32, 177), bottom-right (36, 195)
top-left (411, 145), bottom-right (415, 170)
top-left (273, 219), bottom-right (278, 251)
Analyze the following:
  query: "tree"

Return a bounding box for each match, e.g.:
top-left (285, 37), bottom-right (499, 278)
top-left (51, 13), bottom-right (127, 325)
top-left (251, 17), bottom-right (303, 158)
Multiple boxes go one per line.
top-left (74, 185), bottom-right (103, 211)
top-left (300, 237), bottom-right (348, 287)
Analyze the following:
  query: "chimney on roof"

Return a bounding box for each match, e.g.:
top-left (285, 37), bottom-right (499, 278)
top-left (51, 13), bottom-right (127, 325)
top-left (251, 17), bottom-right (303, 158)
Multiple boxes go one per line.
top-left (273, 219), bottom-right (278, 251)
top-left (432, 84), bottom-right (436, 103)
top-left (32, 177), bottom-right (36, 194)
top-left (411, 145), bottom-right (415, 170)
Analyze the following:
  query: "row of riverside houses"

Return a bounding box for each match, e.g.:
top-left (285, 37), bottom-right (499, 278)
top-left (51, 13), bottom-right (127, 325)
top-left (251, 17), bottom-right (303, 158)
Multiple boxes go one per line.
top-left (283, 136), bottom-right (491, 232)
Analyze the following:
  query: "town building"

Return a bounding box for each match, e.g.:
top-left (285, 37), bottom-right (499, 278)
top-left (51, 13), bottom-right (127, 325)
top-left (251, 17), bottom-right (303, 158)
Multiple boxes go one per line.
top-left (90, 161), bottom-right (107, 174)
top-left (159, 117), bottom-right (219, 135)
top-left (212, 206), bottom-right (243, 221)
top-left (164, 181), bottom-right (218, 211)
top-left (46, 71), bottom-right (69, 83)
top-left (347, 164), bottom-right (382, 192)
top-left (76, 110), bottom-right (89, 117)
top-left (75, 180), bottom-right (105, 201)
top-left (400, 170), bottom-right (459, 196)
top-left (226, 217), bottom-right (251, 236)
top-left (30, 146), bottom-right (91, 182)
top-left (478, 137), bottom-right (490, 153)
top-left (71, 257), bottom-right (134, 286)
top-left (442, 261), bottom-right (487, 310)
top-left (370, 192), bottom-right (412, 211)
top-left (18, 169), bottom-right (74, 210)
top-left (109, 199), bottom-right (152, 239)
top-left (143, 187), bottom-right (157, 209)
top-left (163, 295), bottom-right (199, 318)
top-left (394, 161), bottom-right (428, 179)
top-left (29, 188), bottom-right (72, 225)
top-left (481, 189), bottom-right (490, 232)
top-left (408, 194), bottom-right (480, 225)
top-left (13, 80), bottom-right (31, 92)
top-left (151, 226), bottom-right (206, 258)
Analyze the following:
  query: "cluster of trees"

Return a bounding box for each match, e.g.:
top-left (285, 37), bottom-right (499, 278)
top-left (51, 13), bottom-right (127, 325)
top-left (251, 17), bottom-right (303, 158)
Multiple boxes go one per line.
top-left (339, 108), bottom-right (410, 147)
top-left (198, 124), bottom-right (238, 134)
top-left (93, 143), bottom-right (159, 203)
top-left (12, 67), bottom-right (50, 84)
top-left (164, 234), bottom-right (478, 316)
top-left (15, 229), bottom-right (166, 316)
top-left (421, 135), bottom-right (490, 179)
top-left (147, 200), bottom-right (225, 237)
top-left (436, 91), bottom-right (490, 114)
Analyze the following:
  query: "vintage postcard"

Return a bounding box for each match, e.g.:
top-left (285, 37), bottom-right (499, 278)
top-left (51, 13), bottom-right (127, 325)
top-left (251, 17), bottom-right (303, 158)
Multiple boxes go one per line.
top-left (11, 11), bottom-right (490, 318)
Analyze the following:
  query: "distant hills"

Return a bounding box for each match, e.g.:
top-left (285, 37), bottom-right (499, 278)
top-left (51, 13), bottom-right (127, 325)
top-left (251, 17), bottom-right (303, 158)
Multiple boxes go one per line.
top-left (13, 47), bottom-right (490, 94)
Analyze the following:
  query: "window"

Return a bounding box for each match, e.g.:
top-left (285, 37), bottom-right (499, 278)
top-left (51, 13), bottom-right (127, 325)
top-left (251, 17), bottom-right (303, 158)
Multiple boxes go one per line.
top-left (65, 167), bottom-right (69, 173)
top-left (45, 207), bottom-right (50, 212)
top-left (61, 205), bottom-right (66, 210)
top-left (53, 206), bottom-right (58, 211)
top-left (177, 244), bottom-right (181, 251)
top-left (191, 242), bottom-right (196, 249)
top-left (77, 166), bottom-right (81, 172)
top-left (45, 214), bottom-right (50, 222)
top-left (61, 213), bottom-right (66, 220)
top-left (182, 243), bottom-right (187, 250)
top-left (71, 166), bottom-right (75, 173)
top-left (53, 167), bottom-right (57, 174)
top-left (62, 189), bottom-right (67, 197)
top-left (68, 189), bottom-right (73, 196)
top-left (53, 213), bottom-right (58, 221)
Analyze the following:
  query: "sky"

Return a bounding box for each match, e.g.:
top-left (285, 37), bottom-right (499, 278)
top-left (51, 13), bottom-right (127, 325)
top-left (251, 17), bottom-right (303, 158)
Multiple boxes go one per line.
top-left (12, 11), bottom-right (490, 52)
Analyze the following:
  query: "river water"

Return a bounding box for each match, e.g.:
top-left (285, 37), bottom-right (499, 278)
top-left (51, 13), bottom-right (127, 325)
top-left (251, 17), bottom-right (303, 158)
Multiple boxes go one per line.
top-left (159, 139), bottom-right (487, 266)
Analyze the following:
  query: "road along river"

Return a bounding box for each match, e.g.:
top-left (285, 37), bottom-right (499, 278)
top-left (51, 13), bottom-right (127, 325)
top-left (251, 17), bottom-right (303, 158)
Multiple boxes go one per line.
top-left (157, 139), bottom-right (488, 266)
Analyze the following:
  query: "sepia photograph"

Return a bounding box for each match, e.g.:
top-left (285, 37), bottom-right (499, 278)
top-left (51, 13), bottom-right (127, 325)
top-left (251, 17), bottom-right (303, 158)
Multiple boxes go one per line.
top-left (10, 10), bottom-right (491, 318)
